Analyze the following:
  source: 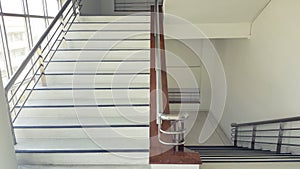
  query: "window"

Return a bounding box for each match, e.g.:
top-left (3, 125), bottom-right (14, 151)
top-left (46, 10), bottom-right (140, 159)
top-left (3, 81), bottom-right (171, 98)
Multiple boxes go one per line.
top-left (0, 0), bottom-right (61, 82)
top-left (4, 16), bottom-right (29, 73)
top-left (0, 33), bottom-right (9, 83)
top-left (30, 18), bottom-right (46, 44)
top-left (46, 0), bottom-right (59, 17)
top-left (26, 0), bottom-right (45, 16)
top-left (1, 0), bottom-right (24, 14)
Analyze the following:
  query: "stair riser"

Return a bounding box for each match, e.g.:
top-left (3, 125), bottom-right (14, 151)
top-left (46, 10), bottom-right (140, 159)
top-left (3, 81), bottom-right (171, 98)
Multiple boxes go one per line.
top-left (65, 32), bottom-right (149, 39)
top-left (59, 41), bottom-right (149, 49)
top-left (77, 16), bottom-right (150, 22)
top-left (38, 75), bottom-right (149, 84)
top-left (17, 152), bottom-right (149, 165)
top-left (15, 127), bottom-right (149, 139)
top-left (18, 107), bottom-right (149, 118)
top-left (45, 62), bottom-right (150, 73)
top-left (28, 89), bottom-right (149, 100)
top-left (70, 24), bottom-right (150, 31)
top-left (47, 51), bottom-right (150, 61)
top-left (169, 103), bottom-right (201, 111)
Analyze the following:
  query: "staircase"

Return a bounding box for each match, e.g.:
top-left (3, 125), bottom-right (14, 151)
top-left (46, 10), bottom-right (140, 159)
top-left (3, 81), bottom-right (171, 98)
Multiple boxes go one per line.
top-left (14, 14), bottom-right (151, 166)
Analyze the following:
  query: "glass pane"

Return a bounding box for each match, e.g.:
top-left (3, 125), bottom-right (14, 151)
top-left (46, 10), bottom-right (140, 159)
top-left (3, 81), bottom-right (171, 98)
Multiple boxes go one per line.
top-left (46, 0), bottom-right (59, 16)
top-left (4, 16), bottom-right (29, 73)
top-left (0, 34), bottom-right (9, 83)
top-left (1, 0), bottom-right (24, 14)
top-left (30, 18), bottom-right (46, 44)
top-left (27, 0), bottom-right (44, 16)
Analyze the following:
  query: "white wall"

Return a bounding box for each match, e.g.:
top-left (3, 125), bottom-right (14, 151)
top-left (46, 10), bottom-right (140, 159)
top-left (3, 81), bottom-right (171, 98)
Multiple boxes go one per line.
top-left (213, 0), bottom-right (300, 140)
top-left (165, 39), bottom-right (211, 111)
top-left (0, 73), bottom-right (18, 168)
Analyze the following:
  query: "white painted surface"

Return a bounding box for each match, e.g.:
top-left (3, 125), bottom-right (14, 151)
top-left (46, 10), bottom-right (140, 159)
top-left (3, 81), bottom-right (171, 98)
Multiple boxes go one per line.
top-left (70, 23), bottom-right (150, 31)
top-left (164, 0), bottom-right (271, 38)
top-left (164, 0), bottom-right (270, 23)
top-left (0, 72), bottom-right (18, 168)
top-left (65, 32), bottom-right (149, 39)
top-left (18, 107), bottom-right (149, 118)
top-left (14, 116), bottom-right (148, 127)
top-left (17, 152), bottom-right (149, 165)
top-left (15, 137), bottom-right (149, 150)
top-left (29, 89), bottom-right (149, 100)
top-left (45, 61), bottom-right (150, 73)
top-left (213, 0), bottom-right (300, 146)
top-left (59, 41), bottom-right (150, 49)
top-left (40, 74), bottom-right (149, 85)
top-left (15, 127), bottom-right (149, 139)
top-left (19, 165), bottom-right (150, 169)
top-left (151, 164), bottom-right (199, 169)
top-left (47, 51), bottom-right (150, 61)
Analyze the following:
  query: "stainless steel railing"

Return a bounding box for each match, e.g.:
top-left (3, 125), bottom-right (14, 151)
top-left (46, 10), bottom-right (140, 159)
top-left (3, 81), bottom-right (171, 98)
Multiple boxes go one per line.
top-left (153, 0), bottom-right (189, 146)
top-left (3, 0), bottom-right (81, 144)
top-left (232, 116), bottom-right (300, 154)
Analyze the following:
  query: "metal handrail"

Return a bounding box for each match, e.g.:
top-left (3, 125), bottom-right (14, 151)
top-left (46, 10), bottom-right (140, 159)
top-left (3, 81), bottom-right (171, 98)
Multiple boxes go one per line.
top-left (3, 0), bottom-right (81, 144)
top-left (231, 116), bottom-right (300, 154)
top-left (4, 0), bottom-right (76, 94)
top-left (153, 1), bottom-right (188, 146)
top-left (232, 116), bottom-right (300, 127)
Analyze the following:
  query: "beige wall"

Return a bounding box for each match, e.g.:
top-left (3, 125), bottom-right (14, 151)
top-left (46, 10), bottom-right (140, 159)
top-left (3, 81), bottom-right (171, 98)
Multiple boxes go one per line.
top-left (213, 0), bottom-right (300, 139)
top-left (0, 73), bottom-right (17, 168)
top-left (165, 39), bottom-right (211, 111)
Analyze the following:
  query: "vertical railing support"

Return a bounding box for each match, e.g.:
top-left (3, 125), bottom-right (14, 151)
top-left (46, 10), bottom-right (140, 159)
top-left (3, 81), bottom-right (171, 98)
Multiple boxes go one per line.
top-left (251, 125), bottom-right (257, 149)
top-left (276, 123), bottom-right (284, 154)
top-left (37, 46), bottom-right (47, 86)
top-left (233, 126), bottom-right (238, 147)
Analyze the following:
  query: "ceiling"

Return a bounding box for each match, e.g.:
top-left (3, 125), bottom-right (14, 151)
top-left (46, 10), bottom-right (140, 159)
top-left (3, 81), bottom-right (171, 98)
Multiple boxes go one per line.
top-left (164, 0), bottom-right (271, 23)
top-left (163, 0), bottom-right (271, 38)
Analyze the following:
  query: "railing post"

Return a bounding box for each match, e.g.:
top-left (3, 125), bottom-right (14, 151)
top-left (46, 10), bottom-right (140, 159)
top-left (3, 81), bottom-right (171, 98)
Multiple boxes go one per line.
top-left (233, 126), bottom-right (238, 147)
top-left (251, 125), bottom-right (257, 149)
top-left (276, 123), bottom-right (284, 154)
top-left (37, 46), bottom-right (47, 86)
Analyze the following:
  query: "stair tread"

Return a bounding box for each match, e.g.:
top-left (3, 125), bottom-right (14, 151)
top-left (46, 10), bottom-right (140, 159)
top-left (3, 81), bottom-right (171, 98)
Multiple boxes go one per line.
top-left (14, 116), bottom-right (149, 127)
top-left (32, 83), bottom-right (149, 89)
top-left (15, 138), bottom-right (149, 151)
top-left (19, 165), bottom-right (151, 169)
top-left (23, 98), bottom-right (149, 106)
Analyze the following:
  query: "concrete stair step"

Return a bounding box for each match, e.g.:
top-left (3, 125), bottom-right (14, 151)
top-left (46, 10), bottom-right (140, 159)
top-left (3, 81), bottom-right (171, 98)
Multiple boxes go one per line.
top-left (45, 61), bottom-right (149, 73)
top-left (65, 31), bottom-right (149, 39)
top-left (47, 50), bottom-right (150, 61)
top-left (59, 40), bottom-right (149, 49)
top-left (17, 152), bottom-right (149, 165)
top-left (36, 74), bottom-right (149, 84)
top-left (15, 138), bottom-right (149, 151)
top-left (17, 106), bottom-right (149, 118)
top-left (69, 23), bottom-right (150, 31)
top-left (28, 89), bottom-right (149, 100)
top-left (14, 116), bottom-right (149, 127)
top-left (19, 165), bottom-right (150, 169)
top-left (15, 127), bottom-right (149, 139)
top-left (76, 16), bottom-right (150, 22)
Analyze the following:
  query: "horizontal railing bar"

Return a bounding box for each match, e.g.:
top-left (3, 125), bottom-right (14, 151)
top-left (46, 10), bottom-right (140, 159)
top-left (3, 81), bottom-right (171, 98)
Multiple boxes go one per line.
top-left (26, 87), bottom-right (150, 90)
top-left (7, 56), bottom-right (40, 103)
top-left (11, 13), bottom-right (77, 122)
top-left (0, 12), bottom-right (55, 19)
top-left (35, 72), bottom-right (150, 75)
top-left (232, 116), bottom-right (300, 127)
top-left (4, 0), bottom-right (73, 94)
top-left (237, 135), bottom-right (300, 139)
top-left (59, 39), bottom-right (150, 41)
top-left (71, 22), bottom-right (151, 24)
